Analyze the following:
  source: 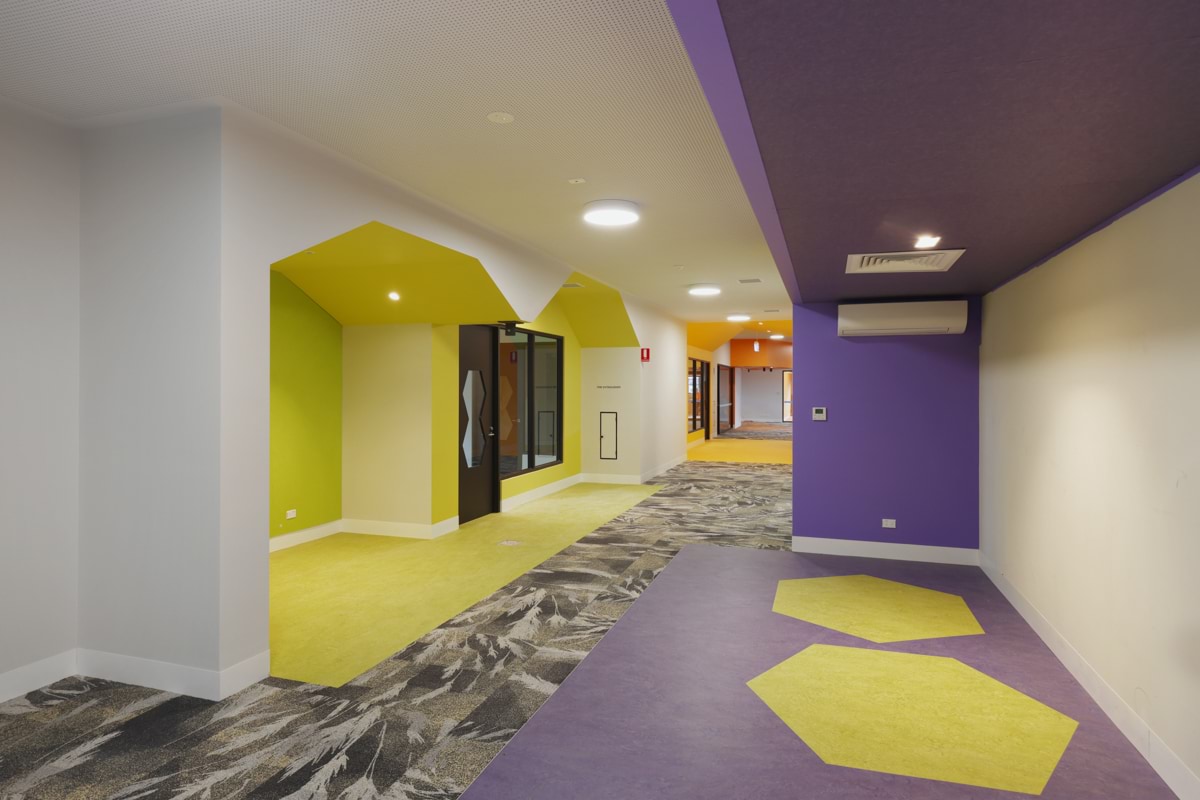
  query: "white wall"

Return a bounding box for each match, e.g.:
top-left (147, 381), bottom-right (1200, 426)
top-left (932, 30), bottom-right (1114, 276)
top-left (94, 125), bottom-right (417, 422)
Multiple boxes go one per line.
top-left (217, 105), bottom-right (579, 683)
top-left (0, 101), bottom-right (694, 700)
top-left (581, 348), bottom-right (642, 478)
top-left (0, 103), bottom-right (81, 697)
top-left (739, 367), bottom-right (784, 421)
top-left (79, 111), bottom-right (224, 684)
top-left (626, 299), bottom-right (687, 480)
top-left (981, 171), bottom-right (1200, 796)
top-left (343, 325), bottom-right (433, 526)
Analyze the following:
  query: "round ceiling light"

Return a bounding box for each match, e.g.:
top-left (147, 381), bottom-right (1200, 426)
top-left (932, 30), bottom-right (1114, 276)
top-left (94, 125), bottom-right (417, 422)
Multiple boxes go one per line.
top-left (583, 199), bottom-right (640, 226)
top-left (486, 111), bottom-right (515, 124)
top-left (687, 284), bottom-right (721, 297)
top-left (769, 334), bottom-right (785, 340)
top-left (387, 291), bottom-right (401, 302)
top-left (914, 234), bottom-right (941, 249)
top-left (727, 314), bottom-right (751, 322)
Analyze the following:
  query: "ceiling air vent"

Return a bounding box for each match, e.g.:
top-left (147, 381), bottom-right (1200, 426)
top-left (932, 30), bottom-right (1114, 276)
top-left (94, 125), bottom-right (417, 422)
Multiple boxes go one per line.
top-left (845, 249), bottom-right (965, 274)
top-left (763, 308), bottom-right (781, 313)
top-left (561, 282), bottom-right (585, 288)
top-left (738, 277), bottom-right (763, 284)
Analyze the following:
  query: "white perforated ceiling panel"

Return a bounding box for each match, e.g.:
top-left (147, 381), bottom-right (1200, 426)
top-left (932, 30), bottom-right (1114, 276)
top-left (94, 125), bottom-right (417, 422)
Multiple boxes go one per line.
top-left (0, 0), bottom-right (788, 320)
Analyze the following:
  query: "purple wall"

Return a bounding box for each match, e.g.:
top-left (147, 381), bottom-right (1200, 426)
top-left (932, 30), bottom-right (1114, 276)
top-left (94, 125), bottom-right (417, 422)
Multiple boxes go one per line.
top-left (792, 301), bottom-right (980, 549)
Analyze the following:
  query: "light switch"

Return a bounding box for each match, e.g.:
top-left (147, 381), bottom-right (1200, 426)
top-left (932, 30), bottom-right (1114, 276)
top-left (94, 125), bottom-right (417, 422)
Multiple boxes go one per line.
top-left (286, 509), bottom-right (297, 520)
top-left (811, 407), bottom-right (827, 421)
top-left (882, 518), bottom-right (897, 529)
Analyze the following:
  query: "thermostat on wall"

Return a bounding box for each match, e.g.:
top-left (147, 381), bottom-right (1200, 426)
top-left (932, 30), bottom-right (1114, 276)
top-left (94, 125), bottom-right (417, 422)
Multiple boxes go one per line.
top-left (811, 407), bottom-right (827, 421)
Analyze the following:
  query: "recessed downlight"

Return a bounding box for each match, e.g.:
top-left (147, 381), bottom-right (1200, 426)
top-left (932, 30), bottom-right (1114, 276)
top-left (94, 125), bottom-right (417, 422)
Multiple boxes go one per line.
top-left (387, 291), bottom-right (401, 302)
top-left (914, 234), bottom-right (942, 249)
top-left (583, 199), bottom-right (640, 226)
top-left (727, 313), bottom-right (751, 322)
top-left (769, 334), bottom-right (785, 340)
top-left (687, 284), bottom-right (721, 297)
top-left (486, 111), bottom-right (515, 124)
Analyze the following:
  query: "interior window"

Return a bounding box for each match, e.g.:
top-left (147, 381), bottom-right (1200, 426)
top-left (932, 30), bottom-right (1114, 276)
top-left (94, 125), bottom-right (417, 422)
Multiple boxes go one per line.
top-left (499, 328), bottom-right (563, 477)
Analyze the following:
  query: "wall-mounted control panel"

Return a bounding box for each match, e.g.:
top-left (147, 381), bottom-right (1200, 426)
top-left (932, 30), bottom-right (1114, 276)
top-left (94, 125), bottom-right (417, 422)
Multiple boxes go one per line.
top-left (811, 407), bottom-right (827, 421)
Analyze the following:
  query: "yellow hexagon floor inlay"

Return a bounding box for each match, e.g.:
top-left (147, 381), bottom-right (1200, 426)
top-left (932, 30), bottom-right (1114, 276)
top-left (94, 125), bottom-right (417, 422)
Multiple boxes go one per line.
top-left (773, 575), bottom-right (984, 642)
top-left (748, 645), bottom-right (1078, 795)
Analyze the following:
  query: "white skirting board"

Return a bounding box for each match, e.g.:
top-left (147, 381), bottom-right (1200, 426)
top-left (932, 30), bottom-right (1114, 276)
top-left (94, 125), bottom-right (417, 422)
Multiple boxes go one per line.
top-left (270, 517), bottom-right (460, 551)
top-left (0, 648), bottom-right (270, 703)
top-left (791, 536), bottom-right (981, 566)
top-left (76, 648), bottom-right (269, 701)
top-left (0, 649), bottom-right (77, 704)
top-left (342, 517), bottom-right (459, 539)
top-left (269, 519), bottom-right (343, 551)
top-left (981, 559), bottom-right (1200, 800)
top-left (501, 471), bottom-right (660, 512)
top-left (500, 473), bottom-right (584, 511)
top-left (641, 455), bottom-right (685, 483)
top-left (577, 472), bottom-right (644, 485)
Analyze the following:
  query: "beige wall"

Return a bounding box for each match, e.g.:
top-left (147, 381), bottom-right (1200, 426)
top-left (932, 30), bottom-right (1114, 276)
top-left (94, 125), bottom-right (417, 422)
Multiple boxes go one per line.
top-left (980, 172), bottom-right (1200, 794)
top-left (343, 325), bottom-right (433, 527)
top-left (581, 348), bottom-right (642, 478)
top-left (626, 299), bottom-right (687, 480)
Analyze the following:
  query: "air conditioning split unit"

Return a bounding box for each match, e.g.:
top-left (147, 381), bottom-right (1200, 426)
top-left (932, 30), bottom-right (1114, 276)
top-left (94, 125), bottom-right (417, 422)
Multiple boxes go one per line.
top-left (837, 300), bottom-right (968, 337)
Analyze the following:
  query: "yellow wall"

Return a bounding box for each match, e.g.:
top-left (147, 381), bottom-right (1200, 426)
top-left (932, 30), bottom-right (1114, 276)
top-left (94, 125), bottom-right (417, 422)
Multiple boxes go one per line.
top-left (270, 273), bottom-right (342, 536)
top-left (431, 324), bottom-right (459, 523)
top-left (500, 296), bottom-right (582, 500)
top-left (552, 272), bottom-right (639, 347)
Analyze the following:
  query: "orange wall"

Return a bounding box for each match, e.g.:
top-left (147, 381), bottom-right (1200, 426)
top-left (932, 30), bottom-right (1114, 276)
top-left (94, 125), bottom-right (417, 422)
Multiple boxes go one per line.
top-left (730, 339), bottom-right (792, 368)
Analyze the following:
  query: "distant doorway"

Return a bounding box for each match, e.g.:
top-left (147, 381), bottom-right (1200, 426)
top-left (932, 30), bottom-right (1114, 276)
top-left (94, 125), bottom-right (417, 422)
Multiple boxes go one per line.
top-left (459, 325), bottom-right (499, 524)
top-left (688, 357), bottom-right (710, 439)
top-left (782, 369), bottom-right (794, 422)
top-left (717, 364), bottom-right (734, 434)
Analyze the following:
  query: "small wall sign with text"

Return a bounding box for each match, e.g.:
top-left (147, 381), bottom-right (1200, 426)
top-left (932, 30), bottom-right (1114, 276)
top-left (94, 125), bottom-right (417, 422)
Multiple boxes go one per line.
top-left (640, 347), bottom-right (651, 362)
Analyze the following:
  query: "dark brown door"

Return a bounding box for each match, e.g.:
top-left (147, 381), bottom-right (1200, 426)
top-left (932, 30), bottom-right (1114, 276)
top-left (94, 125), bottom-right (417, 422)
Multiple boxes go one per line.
top-left (459, 325), bottom-right (499, 524)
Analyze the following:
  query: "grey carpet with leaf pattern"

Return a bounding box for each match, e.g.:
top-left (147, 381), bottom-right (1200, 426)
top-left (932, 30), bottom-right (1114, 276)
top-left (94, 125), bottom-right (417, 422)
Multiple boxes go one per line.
top-left (0, 461), bottom-right (791, 799)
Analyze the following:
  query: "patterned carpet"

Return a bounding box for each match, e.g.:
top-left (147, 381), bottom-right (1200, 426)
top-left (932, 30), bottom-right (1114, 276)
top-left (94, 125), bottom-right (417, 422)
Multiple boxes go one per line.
top-left (721, 421), bottom-right (793, 440)
top-left (0, 461), bottom-right (792, 799)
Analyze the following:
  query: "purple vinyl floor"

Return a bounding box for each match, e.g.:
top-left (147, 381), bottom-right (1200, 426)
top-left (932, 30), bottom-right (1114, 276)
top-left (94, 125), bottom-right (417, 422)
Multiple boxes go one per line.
top-left (460, 544), bottom-right (1175, 800)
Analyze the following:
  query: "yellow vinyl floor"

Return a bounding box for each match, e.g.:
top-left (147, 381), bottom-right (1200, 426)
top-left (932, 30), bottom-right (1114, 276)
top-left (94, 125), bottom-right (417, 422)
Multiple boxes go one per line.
top-left (748, 645), bottom-right (1078, 794)
top-left (269, 482), bottom-right (659, 686)
top-left (688, 438), bottom-right (793, 464)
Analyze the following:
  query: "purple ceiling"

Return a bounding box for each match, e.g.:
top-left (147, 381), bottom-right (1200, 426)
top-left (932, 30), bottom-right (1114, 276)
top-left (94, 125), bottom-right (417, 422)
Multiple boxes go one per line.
top-left (688, 1), bottom-right (1200, 303)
